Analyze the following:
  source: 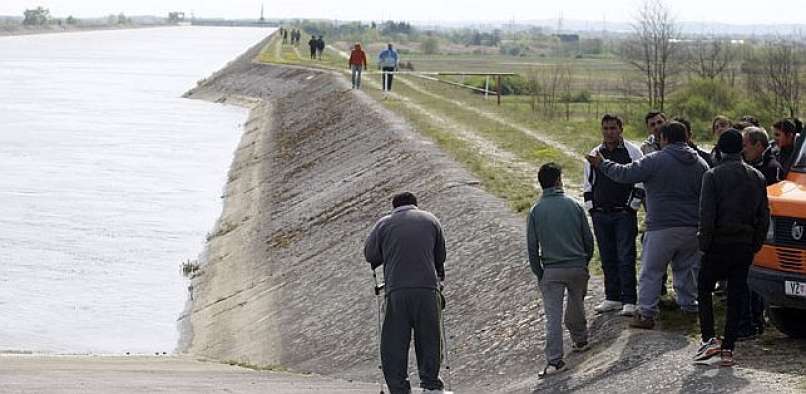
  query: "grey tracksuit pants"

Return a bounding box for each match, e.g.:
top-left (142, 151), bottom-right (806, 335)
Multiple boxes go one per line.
top-left (638, 226), bottom-right (701, 318)
top-left (539, 266), bottom-right (589, 363)
top-left (381, 288), bottom-right (444, 394)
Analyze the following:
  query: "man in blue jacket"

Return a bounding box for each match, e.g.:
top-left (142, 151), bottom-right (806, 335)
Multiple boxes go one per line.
top-left (527, 163), bottom-right (594, 378)
top-left (587, 121), bottom-right (709, 329)
top-left (378, 43), bottom-right (399, 91)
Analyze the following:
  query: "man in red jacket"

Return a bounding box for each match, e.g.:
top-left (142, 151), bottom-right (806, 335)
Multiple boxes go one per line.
top-left (348, 43), bottom-right (368, 89)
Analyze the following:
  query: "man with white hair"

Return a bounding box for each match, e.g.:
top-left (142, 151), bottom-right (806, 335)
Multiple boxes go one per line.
top-left (743, 127), bottom-right (783, 185)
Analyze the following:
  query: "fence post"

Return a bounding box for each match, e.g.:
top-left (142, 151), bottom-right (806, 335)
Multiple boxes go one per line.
top-left (485, 75), bottom-right (490, 100)
top-left (497, 75), bottom-right (502, 106)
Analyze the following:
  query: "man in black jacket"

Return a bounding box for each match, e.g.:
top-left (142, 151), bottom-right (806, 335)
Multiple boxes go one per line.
top-left (772, 118), bottom-right (798, 174)
top-left (694, 129), bottom-right (770, 367)
top-left (364, 192), bottom-right (447, 394)
top-left (308, 36), bottom-right (317, 59)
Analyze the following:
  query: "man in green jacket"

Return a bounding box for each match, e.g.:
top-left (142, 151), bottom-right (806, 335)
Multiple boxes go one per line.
top-left (527, 163), bottom-right (594, 378)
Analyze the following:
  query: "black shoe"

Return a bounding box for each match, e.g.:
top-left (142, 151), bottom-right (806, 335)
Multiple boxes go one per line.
top-left (538, 360), bottom-right (567, 379)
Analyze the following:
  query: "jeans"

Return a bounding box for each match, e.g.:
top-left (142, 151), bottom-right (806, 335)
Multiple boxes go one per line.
top-left (381, 288), bottom-right (444, 394)
top-left (539, 266), bottom-right (589, 363)
top-left (351, 64), bottom-right (363, 89)
top-left (382, 66), bottom-right (395, 91)
top-left (698, 245), bottom-right (753, 351)
top-left (592, 211), bottom-right (638, 304)
top-left (638, 227), bottom-right (700, 318)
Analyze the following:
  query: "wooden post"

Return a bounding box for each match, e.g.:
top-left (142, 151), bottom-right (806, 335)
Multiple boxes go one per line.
top-left (485, 75), bottom-right (490, 100)
top-left (496, 75), bottom-right (502, 106)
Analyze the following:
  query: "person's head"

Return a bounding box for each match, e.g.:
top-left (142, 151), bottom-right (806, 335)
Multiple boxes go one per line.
top-left (712, 115), bottom-right (732, 137)
top-left (742, 127), bottom-right (770, 162)
top-left (740, 115), bottom-right (760, 127)
top-left (672, 116), bottom-right (693, 141)
top-left (733, 121), bottom-right (753, 131)
top-left (717, 129), bottom-right (743, 155)
top-left (387, 43), bottom-right (394, 50)
top-left (391, 192), bottom-right (417, 208)
top-left (601, 113), bottom-right (624, 144)
top-left (659, 121), bottom-right (687, 147)
top-left (772, 118), bottom-right (797, 149)
top-left (644, 110), bottom-right (666, 137)
top-left (537, 163), bottom-right (562, 189)
top-left (354, 42), bottom-right (362, 50)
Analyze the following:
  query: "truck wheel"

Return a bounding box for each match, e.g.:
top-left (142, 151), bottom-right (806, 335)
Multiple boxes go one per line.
top-left (767, 306), bottom-right (806, 339)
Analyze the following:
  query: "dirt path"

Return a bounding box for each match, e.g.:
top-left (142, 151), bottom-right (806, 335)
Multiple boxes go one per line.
top-left (0, 356), bottom-right (378, 394)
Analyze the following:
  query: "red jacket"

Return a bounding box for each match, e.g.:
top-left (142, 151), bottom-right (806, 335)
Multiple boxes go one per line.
top-left (349, 48), bottom-right (367, 68)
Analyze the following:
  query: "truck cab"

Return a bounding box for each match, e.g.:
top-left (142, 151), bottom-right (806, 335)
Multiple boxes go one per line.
top-left (749, 134), bottom-right (806, 338)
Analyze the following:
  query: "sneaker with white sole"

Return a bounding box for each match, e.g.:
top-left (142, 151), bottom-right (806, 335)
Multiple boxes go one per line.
top-left (619, 304), bottom-right (637, 316)
top-left (594, 300), bottom-right (622, 313)
top-left (538, 359), bottom-right (566, 379)
top-left (694, 337), bottom-right (722, 361)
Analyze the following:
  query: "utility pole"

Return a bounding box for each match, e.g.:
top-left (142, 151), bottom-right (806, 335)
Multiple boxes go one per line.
top-left (259, 3), bottom-right (265, 23)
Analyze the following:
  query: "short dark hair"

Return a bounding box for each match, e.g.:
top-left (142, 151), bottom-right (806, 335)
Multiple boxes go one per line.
top-left (538, 163), bottom-right (562, 189)
top-left (391, 192), bottom-right (417, 208)
top-left (788, 117), bottom-right (803, 134)
top-left (601, 113), bottom-right (623, 129)
top-left (660, 121), bottom-right (687, 144)
top-left (740, 115), bottom-right (760, 127)
top-left (712, 115), bottom-right (732, 132)
top-left (732, 121), bottom-right (753, 131)
top-left (644, 110), bottom-right (666, 125)
top-left (672, 116), bottom-right (692, 136)
top-left (773, 118), bottom-right (797, 135)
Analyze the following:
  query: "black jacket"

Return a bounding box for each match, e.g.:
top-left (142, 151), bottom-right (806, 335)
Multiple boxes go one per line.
top-left (748, 147), bottom-right (783, 185)
top-left (698, 154), bottom-right (770, 253)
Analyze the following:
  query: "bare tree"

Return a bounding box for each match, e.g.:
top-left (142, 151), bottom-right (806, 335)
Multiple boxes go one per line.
top-left (527, 65), bottom-right (573, 118)
top-left (742, 40), bottom-right (803, 117)
top-left (685, 38), bottom-right (733, 80)
top-left (622, 0), bottom-right (680, 111)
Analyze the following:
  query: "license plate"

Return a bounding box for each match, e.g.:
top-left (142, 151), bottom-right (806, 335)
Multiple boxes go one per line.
top-left (785, 281), bottom-right (806, 297)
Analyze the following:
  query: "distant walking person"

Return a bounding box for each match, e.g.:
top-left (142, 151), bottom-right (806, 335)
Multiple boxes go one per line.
top-left (348, 43), bottom-right (368, 89)
top-left (378, 43), bottom-right (399, 91)
top-left (583, 114), bottom-right (644, 317)
top-left (308, 36), bottom-right (317, 59)
top-left (694, 129), bottom-right (769, 367)
top-left (587, 121), bottom-right (709, 329)
top-left (364, 192), bottom-right (447, 394)
top-left (282, 29), bottom-right (288, 44)
top-left (528, 163), bottom-right (594, 378)
top-left (316, 35), bottom-right (325, 59)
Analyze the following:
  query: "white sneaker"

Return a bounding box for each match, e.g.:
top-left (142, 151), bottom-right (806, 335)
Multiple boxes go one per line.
top-left (619, 304), bottom-right (637, 316)
top-left (594, 300), bottom-right (622, 313)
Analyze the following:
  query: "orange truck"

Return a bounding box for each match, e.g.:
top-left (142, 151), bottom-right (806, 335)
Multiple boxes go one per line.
top-left (749, 135), bottom-right (806, 338)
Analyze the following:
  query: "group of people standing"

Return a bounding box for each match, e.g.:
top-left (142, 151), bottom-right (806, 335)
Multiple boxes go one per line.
top-left (307, 35), bottom-right (326, 60)
top-left (532, 111), bottom-right (799, 377)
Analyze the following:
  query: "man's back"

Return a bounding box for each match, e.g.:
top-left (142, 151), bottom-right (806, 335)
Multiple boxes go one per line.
top-left (364, 206), bottom-right (445, 293)
top-left (527, 187), bottom-right (594, 271)
top-left (699, 156), bottom-right (769, 250)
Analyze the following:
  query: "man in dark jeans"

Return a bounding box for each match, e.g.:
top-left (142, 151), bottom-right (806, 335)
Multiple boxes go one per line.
top-left (695, 129), bottom-right (769, 367)
top-left (364, 192), bottom-right (447, 394)
top-left (584, 114), bottom-right (644, 317)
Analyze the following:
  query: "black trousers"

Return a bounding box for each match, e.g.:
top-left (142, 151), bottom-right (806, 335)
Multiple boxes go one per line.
top-left (698, 245), bottom-right (753, 351)
top-left (382, 288), bottom-right (444, 394)
top-left (381, 67), bottom-right (395, 90)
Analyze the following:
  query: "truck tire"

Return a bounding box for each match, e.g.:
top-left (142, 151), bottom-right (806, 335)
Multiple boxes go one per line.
top-left (767, 306), bottom-right (806, 339)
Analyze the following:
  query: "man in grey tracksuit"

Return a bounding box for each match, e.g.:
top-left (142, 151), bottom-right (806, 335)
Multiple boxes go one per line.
top-left (527, 163), bottom-right (594, 377)
top-left (587, 121), bottom-right (709, 328)
top-left (364, 192), bottom-right (446, 394)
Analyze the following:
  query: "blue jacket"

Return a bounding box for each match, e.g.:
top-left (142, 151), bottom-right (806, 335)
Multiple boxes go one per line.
top-left (599, 142), bottom-right (709, 231)
top-left (378, 48), bottom-right (399, 68)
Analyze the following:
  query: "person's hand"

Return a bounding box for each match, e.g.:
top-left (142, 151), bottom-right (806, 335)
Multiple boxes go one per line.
top-left (585, 152), bottom-right (604, 168)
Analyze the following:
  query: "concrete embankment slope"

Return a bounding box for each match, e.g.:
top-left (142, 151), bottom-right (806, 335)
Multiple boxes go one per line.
top-left (179, 37), bottom-right (803, 393)
top-left (179, 37), bottom-right (547, 392)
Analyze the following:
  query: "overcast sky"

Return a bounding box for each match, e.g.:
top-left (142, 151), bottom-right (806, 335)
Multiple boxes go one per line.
top-left (2, 0), bottom-right (805, 25)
